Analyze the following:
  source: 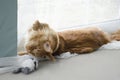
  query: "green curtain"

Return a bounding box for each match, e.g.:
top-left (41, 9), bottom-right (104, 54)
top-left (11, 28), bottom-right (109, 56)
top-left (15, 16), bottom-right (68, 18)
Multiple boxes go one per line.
top-left (0, 0), bottom-right (17, 57)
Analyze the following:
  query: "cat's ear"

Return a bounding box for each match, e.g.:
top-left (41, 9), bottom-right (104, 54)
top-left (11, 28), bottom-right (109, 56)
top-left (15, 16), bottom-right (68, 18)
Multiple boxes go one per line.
top-left (32, 20), bottom-right (49, 31)
top-left (32, 20), bottom-right (41, 31)
top-left (17, 51), bottom-right (28, 56)
top-left (43, 42), bottom-right (56, 61)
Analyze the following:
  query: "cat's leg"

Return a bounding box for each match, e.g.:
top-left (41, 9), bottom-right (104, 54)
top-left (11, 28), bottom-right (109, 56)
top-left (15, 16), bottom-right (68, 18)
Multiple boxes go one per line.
top-left (79, 47), bottom-right (94, 53)
top-left (17, 51), bottom-right (28, 56)
top-left (70, 47), bottom-right (94, 54)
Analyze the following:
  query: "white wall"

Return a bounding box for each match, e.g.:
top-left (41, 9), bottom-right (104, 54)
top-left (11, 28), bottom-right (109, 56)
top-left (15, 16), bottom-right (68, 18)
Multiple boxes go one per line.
top-left (18, 0), bottom-right (120, 43)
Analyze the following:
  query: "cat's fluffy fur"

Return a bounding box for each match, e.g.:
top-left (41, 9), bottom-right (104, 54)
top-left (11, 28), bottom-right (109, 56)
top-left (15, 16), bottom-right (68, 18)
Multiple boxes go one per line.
top-left (111, 29), bottom-right (120, 41)
top-left (18, 20), bottom-right (111, 61)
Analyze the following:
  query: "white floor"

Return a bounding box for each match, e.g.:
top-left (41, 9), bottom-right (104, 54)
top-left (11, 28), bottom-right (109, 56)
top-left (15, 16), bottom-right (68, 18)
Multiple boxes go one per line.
top-left (0, 50), bottom-right (120, 80)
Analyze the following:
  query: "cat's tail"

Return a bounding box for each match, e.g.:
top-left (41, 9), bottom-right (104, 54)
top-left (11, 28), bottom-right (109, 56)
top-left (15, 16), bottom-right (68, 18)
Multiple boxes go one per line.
top-left (110, 29), bottom-right (120, 41)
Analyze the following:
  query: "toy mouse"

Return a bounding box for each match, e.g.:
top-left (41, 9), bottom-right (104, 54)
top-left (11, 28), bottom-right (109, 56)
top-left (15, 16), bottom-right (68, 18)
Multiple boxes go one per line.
top-left (13, 55), bottom-right (38, 74)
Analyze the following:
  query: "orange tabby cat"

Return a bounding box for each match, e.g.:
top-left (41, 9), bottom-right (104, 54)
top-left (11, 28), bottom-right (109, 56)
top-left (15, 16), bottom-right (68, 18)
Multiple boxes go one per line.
top-left (18, 20), bottom-right (111, 61)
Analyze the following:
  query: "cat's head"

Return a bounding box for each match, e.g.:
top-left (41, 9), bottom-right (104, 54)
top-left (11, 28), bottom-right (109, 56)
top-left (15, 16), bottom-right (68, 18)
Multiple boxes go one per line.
top-left (25, 20), bottom-right (59, 61)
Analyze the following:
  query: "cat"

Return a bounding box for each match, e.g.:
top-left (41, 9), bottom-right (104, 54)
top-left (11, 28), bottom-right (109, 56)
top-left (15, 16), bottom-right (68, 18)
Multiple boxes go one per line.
top-left (18, 20), bottom-right (111, 61)
top-left (18, 20), bottom-right (120, 74)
